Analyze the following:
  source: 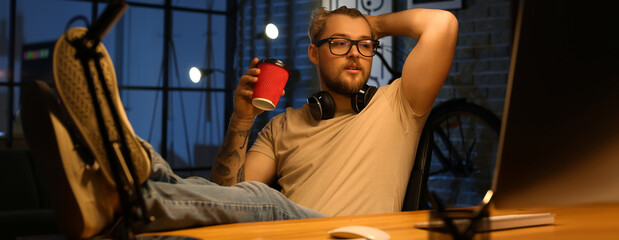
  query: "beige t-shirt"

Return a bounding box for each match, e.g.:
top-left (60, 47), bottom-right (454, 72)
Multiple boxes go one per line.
top-left (249, 79), bottom-right (428, 216)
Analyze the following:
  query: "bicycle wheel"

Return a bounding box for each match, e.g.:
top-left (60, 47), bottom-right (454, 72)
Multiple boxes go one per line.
top-left (426, 99), bottom-right (501, 208)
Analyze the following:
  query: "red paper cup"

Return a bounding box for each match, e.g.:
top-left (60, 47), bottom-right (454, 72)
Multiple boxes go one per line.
top-left (252, 58), bottom-right (289, 111)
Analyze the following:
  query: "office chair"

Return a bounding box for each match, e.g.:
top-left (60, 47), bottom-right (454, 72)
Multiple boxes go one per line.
top-left (402, 124), bottom-right (432, 211)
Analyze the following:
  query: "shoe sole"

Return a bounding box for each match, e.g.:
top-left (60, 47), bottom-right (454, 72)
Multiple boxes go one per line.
top-left (52, 27), bottom-right (150, 186)
top-left (21, 81), bottom-right (119, 239)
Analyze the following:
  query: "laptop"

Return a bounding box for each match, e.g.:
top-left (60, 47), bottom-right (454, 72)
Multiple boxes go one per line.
top-left (491, 0), bottom-right (619, 208)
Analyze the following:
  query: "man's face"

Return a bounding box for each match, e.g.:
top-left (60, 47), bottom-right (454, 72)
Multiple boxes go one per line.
top-left (311, 15), bottom-right (374, 96)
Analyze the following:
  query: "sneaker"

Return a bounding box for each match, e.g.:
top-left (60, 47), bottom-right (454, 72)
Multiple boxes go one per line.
top-left (52, 27), bottom-right (151, 187)
top-left (21, 80), bottom-right (119, 239)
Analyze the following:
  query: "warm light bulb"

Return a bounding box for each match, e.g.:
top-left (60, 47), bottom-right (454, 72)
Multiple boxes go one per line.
top-left (265, 23), bottom-right (279, 39)
top-left (189, 67), bottom-right (201, 83)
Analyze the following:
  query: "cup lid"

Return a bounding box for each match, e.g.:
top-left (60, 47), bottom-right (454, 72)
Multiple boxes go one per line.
top-left (258, 58), bottom-right (287, 69)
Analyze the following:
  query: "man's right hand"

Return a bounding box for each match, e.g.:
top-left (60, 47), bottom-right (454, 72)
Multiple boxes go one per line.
top-left (234, 58), bottom-right (286, 119)
top-left (234, 58), bottom-right (264, 119)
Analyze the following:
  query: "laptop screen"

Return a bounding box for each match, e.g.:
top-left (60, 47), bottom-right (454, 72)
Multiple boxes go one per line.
top-left (491, 0), bottom-right (619, 208)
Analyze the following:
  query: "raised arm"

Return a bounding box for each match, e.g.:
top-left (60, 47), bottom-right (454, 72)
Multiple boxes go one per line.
top-left (366, 9), bottom-right (458, 114)
top-left (211, 58), bottom-right (277, 186)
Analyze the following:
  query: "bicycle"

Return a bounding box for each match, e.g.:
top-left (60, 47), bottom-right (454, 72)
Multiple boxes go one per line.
top-left (425, 98), bottom-right (501, 208)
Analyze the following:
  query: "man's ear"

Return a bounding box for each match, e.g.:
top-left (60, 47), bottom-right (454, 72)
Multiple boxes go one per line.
top-left (308, 44), bottom-right (318, 65)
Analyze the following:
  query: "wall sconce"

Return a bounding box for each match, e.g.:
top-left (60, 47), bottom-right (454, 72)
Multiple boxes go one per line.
top-left (264, 23), bottom-right (279, 40)
top-left (189, 67), bottom-right (224, 83)
top-left (255, 23), bottom-right (279, 40)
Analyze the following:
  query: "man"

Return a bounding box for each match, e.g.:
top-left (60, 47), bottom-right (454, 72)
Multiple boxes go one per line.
top-left (21, 5), bottom-right (456, 239)
top-left (212, 6), bottom-right (457, 217)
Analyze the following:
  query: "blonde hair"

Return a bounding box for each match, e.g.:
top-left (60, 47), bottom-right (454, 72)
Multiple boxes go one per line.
top-left (308, 6), bottom-right (375, 45)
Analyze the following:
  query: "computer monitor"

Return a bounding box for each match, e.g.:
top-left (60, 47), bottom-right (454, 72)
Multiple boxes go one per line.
top-left (492, 0), bottom-right (619, 208)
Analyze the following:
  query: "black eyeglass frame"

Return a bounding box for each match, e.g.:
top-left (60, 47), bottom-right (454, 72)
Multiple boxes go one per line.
top-left (315, 37), bottom-right (380, 57)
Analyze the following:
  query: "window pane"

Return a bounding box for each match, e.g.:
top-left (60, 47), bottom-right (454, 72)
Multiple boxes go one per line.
top-left (16, 0), bottom-right (91, 84)
top-left (0, 0), bottom-right (9, 83)
top-left (103, 6), bottom-right (164, 87)
top-left (18, 0), bottom-right (91, 44)
top-left (119, 89), bottom-right (163, 153)
top-left (173, 0), bottom-right (227, 12)
top-left (129, 0), bottom-right (165, 6)
top-left (171, 11), bottom-right (226, 89)
top-left (166, 90), bottom-right (226, 177)
top-left (0, 87), bottom-right (7, 142)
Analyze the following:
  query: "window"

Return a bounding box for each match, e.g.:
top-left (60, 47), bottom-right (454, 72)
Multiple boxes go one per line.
top-left (2, 0), bottom-right (234, 179)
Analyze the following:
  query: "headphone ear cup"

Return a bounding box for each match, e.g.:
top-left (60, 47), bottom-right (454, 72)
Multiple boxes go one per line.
top-left (351, 85), bottom-right (377, 113)
top-left (307, 91), bottom-right (335, 121)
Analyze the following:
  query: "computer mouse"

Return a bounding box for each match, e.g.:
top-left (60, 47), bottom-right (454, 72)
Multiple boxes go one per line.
top-left (328, 225), bottom-right (390, 240)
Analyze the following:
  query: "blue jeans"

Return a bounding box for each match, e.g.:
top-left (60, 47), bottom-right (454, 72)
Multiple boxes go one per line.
top-left (134, 140), bottom-right (325, 233)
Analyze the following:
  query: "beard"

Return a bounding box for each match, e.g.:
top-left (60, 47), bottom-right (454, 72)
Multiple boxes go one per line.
top-left (319, 63), bottom-right (369, 96)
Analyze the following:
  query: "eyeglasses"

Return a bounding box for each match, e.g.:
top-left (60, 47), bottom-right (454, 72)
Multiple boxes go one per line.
top-left (315, 37), bottom-right (380, 57)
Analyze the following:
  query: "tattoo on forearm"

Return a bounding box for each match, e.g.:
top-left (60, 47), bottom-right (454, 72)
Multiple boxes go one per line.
top-left (217, 129), bottom-right (248, 161)
top-left (237, 164), bottom-right (245, 182)
top-left (213, 161), bottom-right (231, 176)
top-left (213, 123), bottom-right (252, 184)
top-left (239, 128), bottom-right (251, 150)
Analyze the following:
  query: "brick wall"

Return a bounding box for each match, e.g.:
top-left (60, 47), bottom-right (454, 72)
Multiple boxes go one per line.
top-left (446, 0), bottom-right (511, 207)
top-left (450, 0), bottom-right (512, 115)
top-left (395, 0), bottom-right (512, 115)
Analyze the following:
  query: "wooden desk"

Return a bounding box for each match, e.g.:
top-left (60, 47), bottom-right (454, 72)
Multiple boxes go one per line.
top-left (140, 203), bottom-right (619, 239)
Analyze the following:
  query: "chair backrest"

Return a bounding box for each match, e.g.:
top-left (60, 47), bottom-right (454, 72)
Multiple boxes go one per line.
top-left (401, 124), bottom-right (432, 211)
